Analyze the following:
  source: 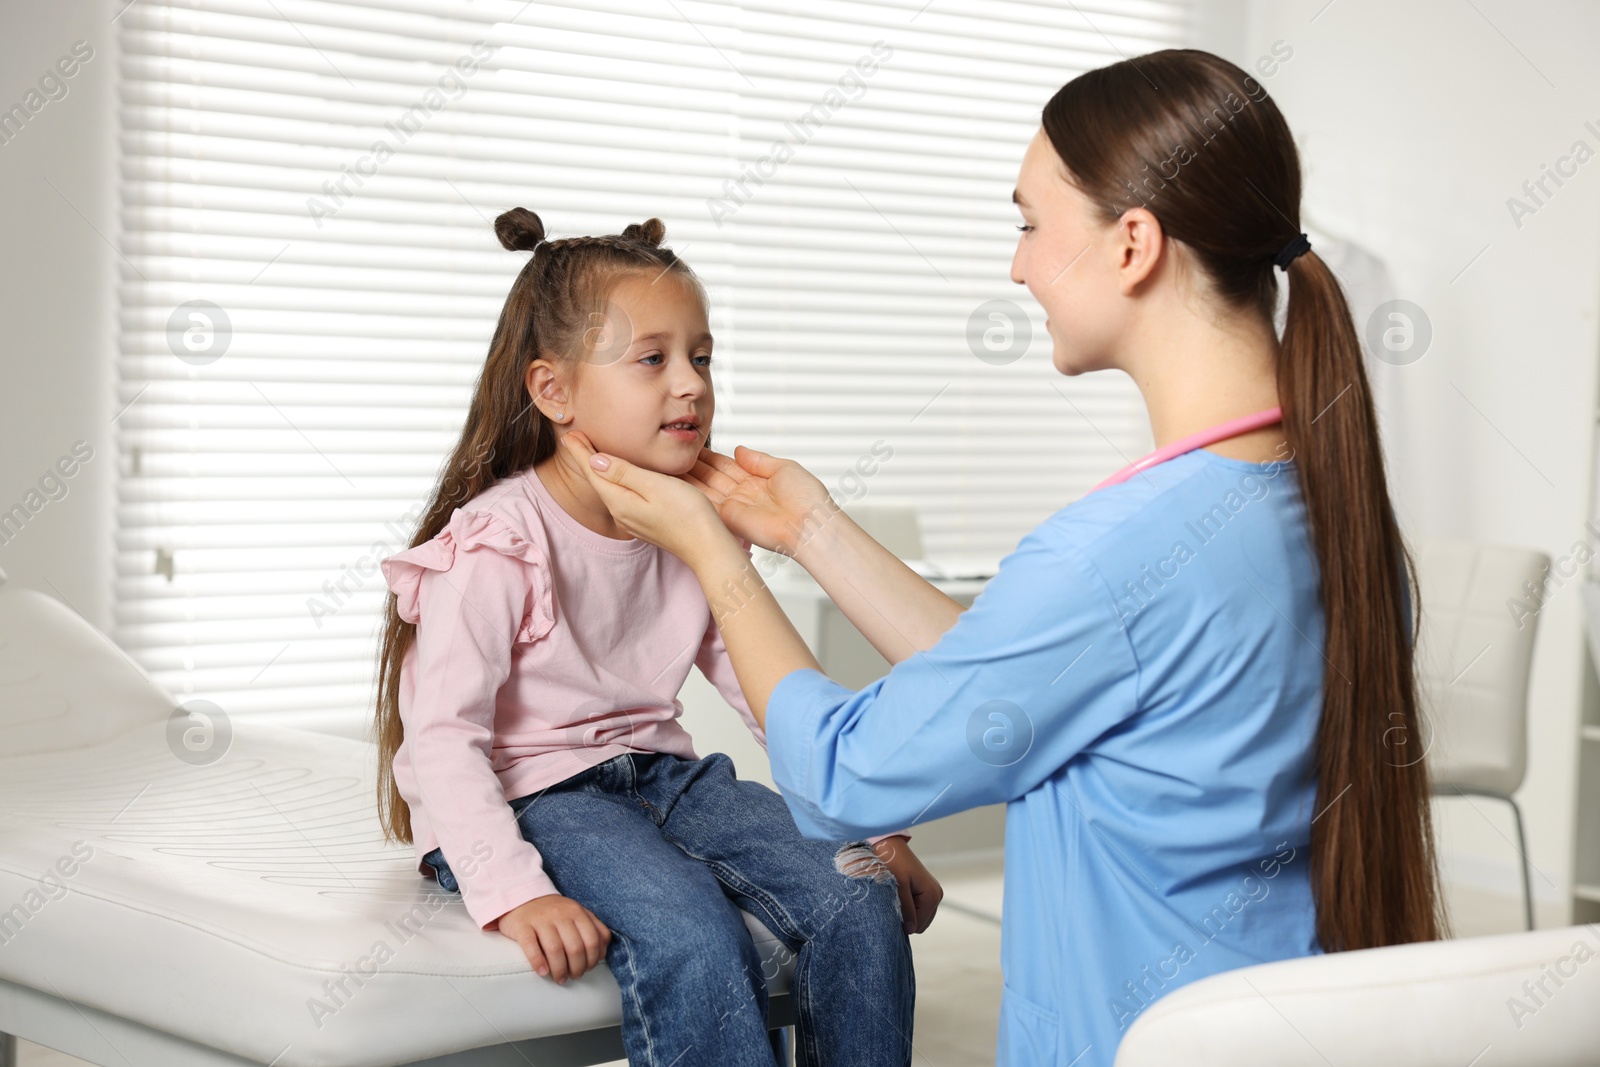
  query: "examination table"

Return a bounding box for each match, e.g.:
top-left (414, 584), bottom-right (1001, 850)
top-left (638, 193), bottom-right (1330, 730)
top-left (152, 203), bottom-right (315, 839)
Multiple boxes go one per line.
top-left (0, 569), bottom-right (798, 1066)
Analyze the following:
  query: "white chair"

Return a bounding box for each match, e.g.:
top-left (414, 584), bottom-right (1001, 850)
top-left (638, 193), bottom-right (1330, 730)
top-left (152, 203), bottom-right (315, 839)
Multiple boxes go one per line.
top-left (0, 566), bottom-right (799, 1067)
top-left (1414, 539), bottom-right (1551, 930)
top-left (1115, 922), bottom-right (1600, 1065)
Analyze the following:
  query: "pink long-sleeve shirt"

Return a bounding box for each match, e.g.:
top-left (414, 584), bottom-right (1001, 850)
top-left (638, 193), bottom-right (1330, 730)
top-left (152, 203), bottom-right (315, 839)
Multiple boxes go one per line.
top-left (380, 463), bottom-right (910, 931)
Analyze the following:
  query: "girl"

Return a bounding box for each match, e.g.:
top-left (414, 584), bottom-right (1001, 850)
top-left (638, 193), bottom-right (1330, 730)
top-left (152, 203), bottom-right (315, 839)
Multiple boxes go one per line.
top-left (372, 208), bottom-right (934, 1067)
top-left (560, 49), bottom-right (1444, 1067)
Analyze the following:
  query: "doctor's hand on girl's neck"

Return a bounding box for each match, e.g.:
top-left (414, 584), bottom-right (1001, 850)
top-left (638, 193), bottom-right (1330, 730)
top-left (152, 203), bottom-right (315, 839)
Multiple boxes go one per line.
top-left (524, 270), bottom-right (715, 542)
top-left (1010, 126), bottom-right (1287, 464)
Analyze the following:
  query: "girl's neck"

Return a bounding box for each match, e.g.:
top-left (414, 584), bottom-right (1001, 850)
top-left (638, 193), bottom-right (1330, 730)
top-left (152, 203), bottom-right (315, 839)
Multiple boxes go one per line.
top-left (533, 445), bottom-right (636, 541)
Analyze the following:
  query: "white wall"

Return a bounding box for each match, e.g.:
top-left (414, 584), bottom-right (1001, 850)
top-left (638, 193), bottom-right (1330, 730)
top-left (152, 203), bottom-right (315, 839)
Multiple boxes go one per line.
top-left (0, 1), bottom-right (117, 632)
top-left (1222, 0), bottom-right (1600, 916)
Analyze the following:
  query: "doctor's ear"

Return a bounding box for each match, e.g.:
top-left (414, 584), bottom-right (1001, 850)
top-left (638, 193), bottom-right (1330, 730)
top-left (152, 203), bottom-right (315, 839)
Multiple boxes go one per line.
top-left (1112, 206), bottom-right (1166, 295)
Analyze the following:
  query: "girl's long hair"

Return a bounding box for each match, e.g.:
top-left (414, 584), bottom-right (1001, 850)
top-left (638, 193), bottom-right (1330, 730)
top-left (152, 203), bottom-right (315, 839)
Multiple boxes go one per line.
top-left (1042, 49), bottom-right (1442, 951)
top-left (373, 209), bottom-right (705, 846)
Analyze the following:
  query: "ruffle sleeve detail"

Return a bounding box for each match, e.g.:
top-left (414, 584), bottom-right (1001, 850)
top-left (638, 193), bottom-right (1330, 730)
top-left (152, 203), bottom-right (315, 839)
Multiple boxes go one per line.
top-left (380, 507), bottom-right (556, 644)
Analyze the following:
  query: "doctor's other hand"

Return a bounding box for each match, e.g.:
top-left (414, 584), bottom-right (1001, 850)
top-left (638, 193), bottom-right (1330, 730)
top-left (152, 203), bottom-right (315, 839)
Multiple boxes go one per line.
top-left (691, 445), bottom-right (842, 558)
top-left (560, 431), bottom-right (727, 563)
top-left (497, 894), bottom-right (612, 984)
top-left (872, 836), bottom-right (944, 935)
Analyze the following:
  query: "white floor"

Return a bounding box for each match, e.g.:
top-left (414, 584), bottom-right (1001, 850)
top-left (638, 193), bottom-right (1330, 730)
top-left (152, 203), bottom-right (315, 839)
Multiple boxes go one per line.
top-left (14, 854), bottom-right (1564, 1067)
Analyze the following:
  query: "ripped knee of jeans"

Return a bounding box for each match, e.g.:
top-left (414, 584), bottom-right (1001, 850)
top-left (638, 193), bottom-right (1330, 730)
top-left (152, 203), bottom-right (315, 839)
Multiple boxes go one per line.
top-left (833, 840), bottom-right (896, 884)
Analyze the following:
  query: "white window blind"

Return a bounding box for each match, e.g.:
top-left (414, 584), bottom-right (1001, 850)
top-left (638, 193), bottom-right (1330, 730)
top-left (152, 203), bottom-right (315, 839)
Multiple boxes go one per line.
top-left (117, 0), bottom-right (1186, 735)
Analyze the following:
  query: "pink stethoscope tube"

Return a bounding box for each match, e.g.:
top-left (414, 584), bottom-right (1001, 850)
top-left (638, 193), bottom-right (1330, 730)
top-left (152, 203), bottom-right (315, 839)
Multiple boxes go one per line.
top-left (1088, 406), bottom-right (1284, 493)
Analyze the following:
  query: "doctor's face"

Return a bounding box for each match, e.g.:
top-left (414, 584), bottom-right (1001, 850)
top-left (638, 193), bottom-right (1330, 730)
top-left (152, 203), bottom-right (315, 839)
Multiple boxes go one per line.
top-left (1009, 128), bottom-right (1129, 376)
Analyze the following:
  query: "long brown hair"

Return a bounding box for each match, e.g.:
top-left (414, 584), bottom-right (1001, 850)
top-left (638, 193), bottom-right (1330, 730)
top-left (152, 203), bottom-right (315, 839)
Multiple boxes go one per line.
top-left (373, 208), bottom-right (705, 846)
top-left (1041, 49), bottom-right (1442, 951)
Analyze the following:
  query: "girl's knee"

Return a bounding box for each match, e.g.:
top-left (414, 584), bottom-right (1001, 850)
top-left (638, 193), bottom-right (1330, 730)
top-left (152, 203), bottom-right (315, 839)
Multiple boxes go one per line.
top-left (832, 840), bottom-right (897, 885)
top-left (797, 844), bottom-right (904, 939)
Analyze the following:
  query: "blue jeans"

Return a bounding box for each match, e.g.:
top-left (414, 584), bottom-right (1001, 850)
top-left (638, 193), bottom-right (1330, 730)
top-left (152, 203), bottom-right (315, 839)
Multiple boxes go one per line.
top-left (423, 750), bottom-right (915, 1067)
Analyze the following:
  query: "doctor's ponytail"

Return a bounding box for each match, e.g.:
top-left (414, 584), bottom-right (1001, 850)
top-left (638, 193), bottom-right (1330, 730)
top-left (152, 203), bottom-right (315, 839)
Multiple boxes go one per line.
top-left (1042, 49), bottom-right (1442, 952)
top-left (1276, 236), bottom-right (1440, 951)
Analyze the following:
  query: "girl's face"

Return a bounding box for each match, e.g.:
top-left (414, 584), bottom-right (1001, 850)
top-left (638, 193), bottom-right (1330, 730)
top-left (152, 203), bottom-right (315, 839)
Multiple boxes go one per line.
top-left (1009, 127), bottom-right (1136, 376)
top-left (528, 271), bottom-right (714, 476)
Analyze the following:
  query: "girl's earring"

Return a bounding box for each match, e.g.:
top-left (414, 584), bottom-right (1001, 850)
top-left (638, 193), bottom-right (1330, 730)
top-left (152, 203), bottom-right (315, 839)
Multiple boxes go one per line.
top-left (553, 412), bottom-right (566, 422)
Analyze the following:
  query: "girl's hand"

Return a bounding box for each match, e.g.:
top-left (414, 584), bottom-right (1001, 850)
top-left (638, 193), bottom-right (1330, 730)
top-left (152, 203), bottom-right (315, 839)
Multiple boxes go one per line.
top-left (497, 894), bottom-right (612, 984)
top-left (871, 836), bottom-right (944, 935)
top-left (689, 445), bottom-right (841, 558)
top-left (560, 432), bottom-right (731, 566)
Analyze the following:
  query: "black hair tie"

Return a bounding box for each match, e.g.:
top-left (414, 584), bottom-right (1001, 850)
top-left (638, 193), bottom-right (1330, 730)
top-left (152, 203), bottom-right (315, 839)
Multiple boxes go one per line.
top-left (1274, 232), bottom-right (1312, 271)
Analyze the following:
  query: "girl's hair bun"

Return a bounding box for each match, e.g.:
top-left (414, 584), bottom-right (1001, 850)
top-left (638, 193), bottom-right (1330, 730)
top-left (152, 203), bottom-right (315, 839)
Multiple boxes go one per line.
top-left (621, 218), bottom-right (666, 248)
top-left (495, 207), bottom-right (546, 252)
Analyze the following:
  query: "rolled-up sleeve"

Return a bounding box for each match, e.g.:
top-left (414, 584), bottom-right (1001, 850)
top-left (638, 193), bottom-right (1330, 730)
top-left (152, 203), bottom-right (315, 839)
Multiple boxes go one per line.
top-left (764, 520), bottom-right (1141, 840)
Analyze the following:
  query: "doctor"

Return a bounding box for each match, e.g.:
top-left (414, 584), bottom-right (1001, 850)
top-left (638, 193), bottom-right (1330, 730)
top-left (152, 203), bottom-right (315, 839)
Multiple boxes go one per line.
top-left (565, 48), bottom-right (1442, 1067)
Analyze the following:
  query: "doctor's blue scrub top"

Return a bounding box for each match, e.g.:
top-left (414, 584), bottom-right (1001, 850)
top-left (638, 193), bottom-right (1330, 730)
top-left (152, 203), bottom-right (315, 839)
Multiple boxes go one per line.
top-left (765, 448), bottom-right (1340, 1067)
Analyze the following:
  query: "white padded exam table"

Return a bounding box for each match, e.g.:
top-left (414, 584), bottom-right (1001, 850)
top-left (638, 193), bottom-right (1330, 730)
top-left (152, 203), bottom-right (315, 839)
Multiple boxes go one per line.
top-left (0, 569), bottom-right (799, 1066)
